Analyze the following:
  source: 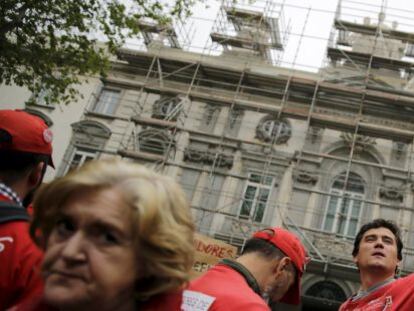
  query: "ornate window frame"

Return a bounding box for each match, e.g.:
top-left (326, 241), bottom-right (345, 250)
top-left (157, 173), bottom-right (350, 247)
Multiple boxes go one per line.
top-left (59, 120), bottom-right (111, 176)
top-left (138, 129), bottom-right (173, 155)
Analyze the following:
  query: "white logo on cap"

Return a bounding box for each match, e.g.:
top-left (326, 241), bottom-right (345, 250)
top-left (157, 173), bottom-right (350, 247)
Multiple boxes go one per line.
top-left (43, 129), bottom-right (53, 143)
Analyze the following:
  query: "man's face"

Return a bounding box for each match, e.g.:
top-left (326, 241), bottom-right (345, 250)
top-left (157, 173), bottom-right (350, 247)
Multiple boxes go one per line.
top-left (353, 227), bottom-right (400, 275)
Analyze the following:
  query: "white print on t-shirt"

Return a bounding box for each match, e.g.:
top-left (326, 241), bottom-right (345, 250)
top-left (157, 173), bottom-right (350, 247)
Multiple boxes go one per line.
top-left (181, 290), bottom-right (215, 311)
top-left (0, 236), bottom-right (13, 253)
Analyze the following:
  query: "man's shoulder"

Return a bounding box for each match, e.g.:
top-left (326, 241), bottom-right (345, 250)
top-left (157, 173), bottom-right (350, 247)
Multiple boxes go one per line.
top-left (339, 276), bottom-right (414, 311)
top-left (190, 264), bottom-right (250, 293)
top-left (188, 265), bottom-right (269, 311)
top-left (339, 297), bottom-right (353, 311)
top-left (393, 273), bottom-right (414, 287)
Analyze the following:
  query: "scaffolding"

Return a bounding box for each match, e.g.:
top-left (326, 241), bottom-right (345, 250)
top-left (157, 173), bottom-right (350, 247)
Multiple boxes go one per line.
top-left (74, 0), bottom-right (414, 305)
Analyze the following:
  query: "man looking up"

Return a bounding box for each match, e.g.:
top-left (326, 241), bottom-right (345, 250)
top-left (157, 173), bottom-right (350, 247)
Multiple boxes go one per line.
top-left (0, 109), bottom-right (54, 310)
top-left (340, 218), bottom-right (414, 310)
top-left (184, 227), bottom-right (308, 310)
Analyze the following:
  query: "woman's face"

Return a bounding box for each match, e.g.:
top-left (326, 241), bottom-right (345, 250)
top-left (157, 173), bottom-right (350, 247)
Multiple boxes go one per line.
top-left (42, 188), bottom-right (138, 311)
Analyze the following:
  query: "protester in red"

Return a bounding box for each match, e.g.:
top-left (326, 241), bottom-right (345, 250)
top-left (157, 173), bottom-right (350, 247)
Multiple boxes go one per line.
top-left (0, 109), bottom-right (54, 310)
top-left (339, 218), bottom-right (414, 311)
top-left (185, 227), bottom-right (308, 311)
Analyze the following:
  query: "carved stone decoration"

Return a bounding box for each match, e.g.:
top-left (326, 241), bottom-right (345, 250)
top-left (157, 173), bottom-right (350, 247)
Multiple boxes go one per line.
top-left (256, 116), bottom-right (291, 144)
top-left (293, 169), bottom-right (319, 185)
top-left (205, 105), bottom-right (220, 126)
top-left (183, 147), bottom-right (205, 163)
top-left (312, 232), bottom-right (353, 261)
top-left (152, 96), bottom-right (180, 121)
top-left (229, 218), bottom-right (263, 236)
top-left (307, 126), bottom-right (323, 144)
top-left (379, 186), bottom-right (404, 202)
top-left (340, 132), bottom-right (376, 153)
top-left (71, 120), bottom-right (112, 138)
top-left (228, 108), bottom-right (244, 129)
top-left (393, 142), bottom-right (407, 160)
top-left (184, 147), bottom-right (234, 169)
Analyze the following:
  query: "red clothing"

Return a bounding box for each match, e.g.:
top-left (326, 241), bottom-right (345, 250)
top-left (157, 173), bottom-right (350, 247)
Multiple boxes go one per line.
top-left (7, 296), bottom-right (56, 311)
top-left (0, 195), bottom-right (44, 310)
top-left (339, 273), bottom-right (414, 311)
top-left (187, 264), bottom-right (270, 311)
top-left (141, 291), bottom-right (183, 310)
top-left (15, 293), bottom-right (181, 311)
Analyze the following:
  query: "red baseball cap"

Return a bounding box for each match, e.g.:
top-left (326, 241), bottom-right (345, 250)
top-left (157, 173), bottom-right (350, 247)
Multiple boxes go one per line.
top-left (0, 109), bottom-right (54, 167)
top-left (253, 227), bottom-right (308, 305)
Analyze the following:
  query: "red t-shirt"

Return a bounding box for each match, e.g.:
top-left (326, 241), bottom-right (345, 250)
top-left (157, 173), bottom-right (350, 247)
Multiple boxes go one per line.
top-left (140, 291), bottom-right (183, 310)
top-left (339, 273), bottom-right (414, 311)
top-left (187, 264), bottom-right (270, 311)
top-left (0, 195), bottom-right (44, 310)
top-left (15, 292), bottom-right (182, 311)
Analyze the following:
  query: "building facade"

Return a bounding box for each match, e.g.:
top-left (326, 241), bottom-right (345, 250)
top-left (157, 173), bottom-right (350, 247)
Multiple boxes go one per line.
top-left (2, 1), bottom-right (414, 310)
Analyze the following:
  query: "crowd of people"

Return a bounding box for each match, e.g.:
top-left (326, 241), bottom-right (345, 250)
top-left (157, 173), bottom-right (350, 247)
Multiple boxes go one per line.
top-left (0, 108), bottom-right (412, 311)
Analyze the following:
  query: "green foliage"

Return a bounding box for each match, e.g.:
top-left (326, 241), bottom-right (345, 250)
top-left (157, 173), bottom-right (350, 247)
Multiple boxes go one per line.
top-left (0, 0), bottom-right (200, 105)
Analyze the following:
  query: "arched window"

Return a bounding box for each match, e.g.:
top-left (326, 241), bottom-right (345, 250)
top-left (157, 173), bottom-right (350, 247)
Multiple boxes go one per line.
top-left (60, 121), bottom-right (111, 175)
top-left (306, 281), bottom-right (346, 302)
top-left (322, 172), bottom-right (364, 237)
top-left (138, 129), bottom-right (172, 155)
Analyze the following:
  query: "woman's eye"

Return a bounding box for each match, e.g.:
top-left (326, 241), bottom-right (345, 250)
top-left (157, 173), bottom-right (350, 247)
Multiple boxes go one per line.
top-left (56, 219), bottom-right (74, 237)
top-left (102, 232), bottom-right (119, 245)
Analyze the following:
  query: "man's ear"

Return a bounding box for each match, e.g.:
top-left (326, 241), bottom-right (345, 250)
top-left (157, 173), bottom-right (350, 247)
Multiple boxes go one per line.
top-left (274, 257), bottom-right (292, 275)
top-left (27, 162), bottom-right (45, 188)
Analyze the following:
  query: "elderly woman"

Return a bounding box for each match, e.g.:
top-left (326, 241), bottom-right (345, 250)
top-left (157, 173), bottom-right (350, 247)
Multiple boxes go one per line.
top-left (16, 159), bottom-right (194, 311)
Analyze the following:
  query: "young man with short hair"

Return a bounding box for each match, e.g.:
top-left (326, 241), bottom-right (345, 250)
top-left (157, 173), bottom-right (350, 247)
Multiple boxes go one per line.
top-left (184, 227), bottom-right (308, 310)
top-left (340, 218), bottom-right (414, 310)
top-left (0, 109), bottom-right (54, 310)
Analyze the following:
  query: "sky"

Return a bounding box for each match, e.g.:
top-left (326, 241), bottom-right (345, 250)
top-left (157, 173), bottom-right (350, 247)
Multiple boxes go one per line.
top-left (125, 0), bottom-right (414, 73)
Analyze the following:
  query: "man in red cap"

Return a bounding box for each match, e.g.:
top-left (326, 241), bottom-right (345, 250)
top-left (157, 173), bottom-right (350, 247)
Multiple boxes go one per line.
top-left (0, 109), bottom-right (54, 310)
top-left (183, 227), bottom-right (308, 310)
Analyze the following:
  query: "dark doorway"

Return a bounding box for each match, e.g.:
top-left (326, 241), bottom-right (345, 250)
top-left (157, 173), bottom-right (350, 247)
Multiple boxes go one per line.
top-left (302, 281), bottom-right (346, 311)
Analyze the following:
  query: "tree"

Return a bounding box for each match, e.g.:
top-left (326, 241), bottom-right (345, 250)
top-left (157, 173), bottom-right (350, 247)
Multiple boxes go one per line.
top-left (0, 0), bottom-right (201, 105)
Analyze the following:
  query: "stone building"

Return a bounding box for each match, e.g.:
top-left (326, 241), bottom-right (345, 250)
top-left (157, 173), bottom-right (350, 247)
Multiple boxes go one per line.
top-left (2, 0), bottom-right (414, 310)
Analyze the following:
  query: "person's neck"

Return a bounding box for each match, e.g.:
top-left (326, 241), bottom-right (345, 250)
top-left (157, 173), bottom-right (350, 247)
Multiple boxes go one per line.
top-left (359, 269), bottom-right (395, 291)
top-left (236, 253), bottom-right (276, 293)
top-left (0, 179), bottom-right (26, 200)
